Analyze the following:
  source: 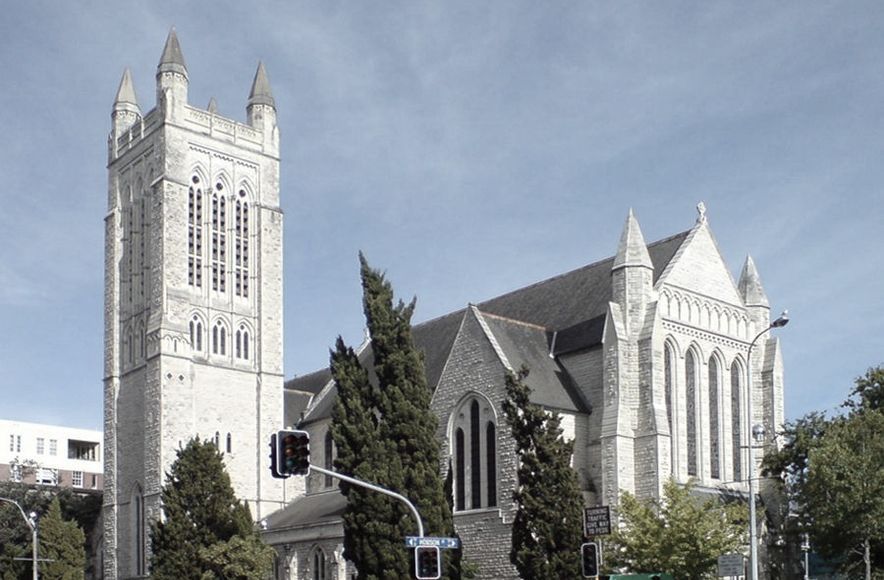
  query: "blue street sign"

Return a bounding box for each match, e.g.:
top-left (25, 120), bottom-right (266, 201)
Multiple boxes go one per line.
top-left (405, 536), bottom-right (460, 549)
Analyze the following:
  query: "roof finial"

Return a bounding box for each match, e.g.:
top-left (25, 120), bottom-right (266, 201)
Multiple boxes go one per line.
top-left (114, 68), bottom-right (139, 108)
top-left (696, 201), bottom-right (707, 224)
top-left (738, 254), bottom-right (770, 308)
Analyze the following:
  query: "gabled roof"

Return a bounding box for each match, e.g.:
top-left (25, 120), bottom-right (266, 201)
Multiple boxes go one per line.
top-left (288, 230), bottom-right (689, 423)
top-left (479, 311), bottom-right (589, 413)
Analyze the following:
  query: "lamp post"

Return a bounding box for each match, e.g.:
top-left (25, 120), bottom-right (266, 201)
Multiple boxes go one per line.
top-left (0, 497), bottom-right (39, 580)
top-left (746, 310), bottom-right (789, 580)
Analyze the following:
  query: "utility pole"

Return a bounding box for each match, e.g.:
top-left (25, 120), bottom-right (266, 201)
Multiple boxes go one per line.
top-left (0, 496), bottom-right (39, 580)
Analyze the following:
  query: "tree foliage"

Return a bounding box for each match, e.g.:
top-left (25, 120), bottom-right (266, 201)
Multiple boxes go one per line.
top-left (606, 479), bottom-right (747, 580)
top-left (502, 367), bottom-right (584, 579)
top-left (149, 438), bottom-right (273, 579)
top-left (805, 410), bottom-right (884, 579)
top-left (763, 365), bottom-right (884, 579)
top-left (329, 254), bottom-right (456, 579)
top-left (0, 482), bottom-right (100, 580)
top-left (39, 497), bottom-right (86, 580)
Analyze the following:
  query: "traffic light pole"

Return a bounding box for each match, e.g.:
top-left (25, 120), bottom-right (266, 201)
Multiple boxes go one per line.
top-left (309, 464), bottom-right (425, 538)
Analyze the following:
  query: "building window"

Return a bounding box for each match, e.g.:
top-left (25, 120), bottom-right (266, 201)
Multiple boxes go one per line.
top-left (190, 315), bottom-right (204, 352)
top-left (686, 349), bottom-right (698, 477)
top-left (49, 439), bottom-right (57, 456)
top-left (226, 433), bottom-right (232, 454)
top-left (212, 322), bottom-right (226, 355)
top-left (664, 342), bottom-right (676, 475)
top-left (211, 185), bottom-right (227, 292)
top-left (236, 326), bottom-right (250, 360)
top-left (235, 195), bottom-right (249, 298)
top-left (709, 356), bottom-right (721, 480)
top-left (188, 176), bottom-right (203, 287)
top-left (731, 362), bottom-right (743, 482)
top-left (133, 486), bottom-right (146, 576)
top-left (72, 471), bottom-right (84, 488)
top-left (451, 396), bottom-right (497, 511)
top-left (91, 474), bottom-right (98, 489)
top-left (36, 437), bottom-right (45, 455)
top-left (9, 434), bottom-right (14, 452)
top-left (312, 547), bottom-right (326, 580)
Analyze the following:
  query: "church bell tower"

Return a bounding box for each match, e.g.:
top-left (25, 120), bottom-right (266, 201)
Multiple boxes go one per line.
top-left (103, 29), bottom-right (285, 579)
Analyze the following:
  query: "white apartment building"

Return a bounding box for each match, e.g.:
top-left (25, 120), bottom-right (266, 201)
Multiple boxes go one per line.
top-left (0, 419), bottom-right (103, 490)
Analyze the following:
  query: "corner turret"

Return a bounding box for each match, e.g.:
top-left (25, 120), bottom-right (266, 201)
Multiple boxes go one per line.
top-left (739, 254), bottom-right (771, 332)
top-left (112, 68), bottom-right (141, 135)
top-left (247, 62), bottom-right (278, 152)
top-left (156, 28), bottom-right (188, 118)
top-left (612, 209), bottom-right (654, 335)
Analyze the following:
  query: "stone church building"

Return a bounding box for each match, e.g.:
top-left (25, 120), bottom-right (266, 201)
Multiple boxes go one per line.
top-left (104, 32), bottom-right (785, 580)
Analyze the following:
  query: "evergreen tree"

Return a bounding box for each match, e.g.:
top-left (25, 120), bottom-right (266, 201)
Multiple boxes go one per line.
top-left (150, 438), bottom-right (273, 579)
top-left (39, 497), bottom-right (86, 580)
top-left (502, 367), bottom-right (584, 579)
top-left (606, 479), bottom-right (747, 580)
top-left (329, 255), bottom-right (456, 579)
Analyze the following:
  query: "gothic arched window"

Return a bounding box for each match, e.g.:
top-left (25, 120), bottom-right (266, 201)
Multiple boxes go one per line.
top-left (235, 191), bottom-right (250, 298)
top-left (188, 176), bottom-right (203, 287)
top-left (190, 315), bottom-right (204, 353)
top-left (312, 547), bottom-right (327, 580)
top-left (212, 321), bottom-right (226, 356)
top-left (132, 485), bottom-right (146, 576)
top-left (235, 325), bottom-right (250, 360)
top-left (709, 355), bottom-right (721, 479)
top-left (731, 361), bottom-right (743, 482)
top-left (664, 341), bottom-right (676, 475)
top-left (451, 396), bottom-right (497, 511)
top-left (211, 182), bottom-right (227, 292)
top-left (686, 349), bottom-right (698, 477)
top-left (226, 432), bottom-right (232, 454)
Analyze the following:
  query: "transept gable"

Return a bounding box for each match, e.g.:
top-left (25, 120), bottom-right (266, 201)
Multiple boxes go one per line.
top-left (656, 219), bottom-right (742, 307)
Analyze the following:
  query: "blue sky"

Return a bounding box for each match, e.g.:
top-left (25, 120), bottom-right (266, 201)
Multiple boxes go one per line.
top-left (1, 2), bottom-right (882, 430)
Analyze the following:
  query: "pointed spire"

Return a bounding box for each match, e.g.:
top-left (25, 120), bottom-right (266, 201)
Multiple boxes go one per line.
top-left (613, 208), bottom-right (653, 270)
top-left (738, 255), bottom-right (770, 307)
top-left (248, 61), bottom-right (275, 108)
top-left (157, 27), bottom-right (187, 76)
top-left (207, 97), bottom-right (218, 113)
top-left (114, 68), bottom-right (139, 107)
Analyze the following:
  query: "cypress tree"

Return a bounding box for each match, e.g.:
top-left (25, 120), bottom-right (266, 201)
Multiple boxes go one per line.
top-left (502, 367), bottom-right (584, 578)
top-left (330, 254), bottom-right (456, 579)
top-left (38, 497), bottom-right (86, 580)
top-left (150, 438), bottom-right (271, 579)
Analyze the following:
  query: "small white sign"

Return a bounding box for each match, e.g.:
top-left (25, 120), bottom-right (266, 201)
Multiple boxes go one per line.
top-left (718, 553), bottom-right (745, 577)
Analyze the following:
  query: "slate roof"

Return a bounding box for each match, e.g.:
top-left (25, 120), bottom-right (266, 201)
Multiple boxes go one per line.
top-left (287, 230), bottom-right (689, 424)
top-left (262, 490), bottom-right (346, 530)
top-left (476, 231), bottom-right (688, 330)
top-left (480, 312), bottom-right (589, 413)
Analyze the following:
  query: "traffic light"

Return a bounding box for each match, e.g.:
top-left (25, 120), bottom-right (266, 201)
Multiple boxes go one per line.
top-left (276, 429), bottom-right (310, 476)
top-left (414, 546), bottom-right (440, 579)
top-left (581, 542), bottom-right (599, 577)
top-left (269, 433), bottom-right (283, 479)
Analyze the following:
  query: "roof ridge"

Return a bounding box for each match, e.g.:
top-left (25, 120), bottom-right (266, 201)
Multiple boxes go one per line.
top-left (478, 229), bottom-right (691, 307)
top-left (474, 308), bottom-right (549, 331)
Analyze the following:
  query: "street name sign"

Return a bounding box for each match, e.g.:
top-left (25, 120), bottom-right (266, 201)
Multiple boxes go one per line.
top-left (717, 553), bottom-right (745, 577)
top-left (584, 505), bottom-right (612, 536)
top-left (405, 536), bottom-right (460, 549)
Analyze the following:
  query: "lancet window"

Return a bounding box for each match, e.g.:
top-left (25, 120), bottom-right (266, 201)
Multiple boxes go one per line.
top-left (452, 396), bottom-right (497, 511)
top-left (709, 355), bottom-right (721, 479)
top-left (211, 182), bottom-right (227, 292)
top-left (235, 190), bottom-right (249, 298)
top-left (188, 176), bottom-right (203, 287)
top-left (686, 349), bottom-right (698, 477)
top-left (731, 362), bottom-right (743, 481)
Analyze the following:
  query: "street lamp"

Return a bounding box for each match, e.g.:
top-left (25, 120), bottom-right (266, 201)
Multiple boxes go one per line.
top-left (746, 310), bottom-right (789, 580)
top-left (0, 497), bottom-right (39, 580)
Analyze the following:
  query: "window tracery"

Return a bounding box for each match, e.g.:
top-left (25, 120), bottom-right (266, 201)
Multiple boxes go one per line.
top-left (451, 395), bottom-right (497, 511)
top-left (709, 355), bottom-right (721, 479)
top-left (188, 176), bottom-right (203, 287)
top-left (235, 190), bottom-right (249, 298)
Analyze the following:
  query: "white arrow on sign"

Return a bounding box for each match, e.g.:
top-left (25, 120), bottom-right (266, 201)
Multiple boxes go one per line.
top-left (405, 536), bottom-right (460, 549)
